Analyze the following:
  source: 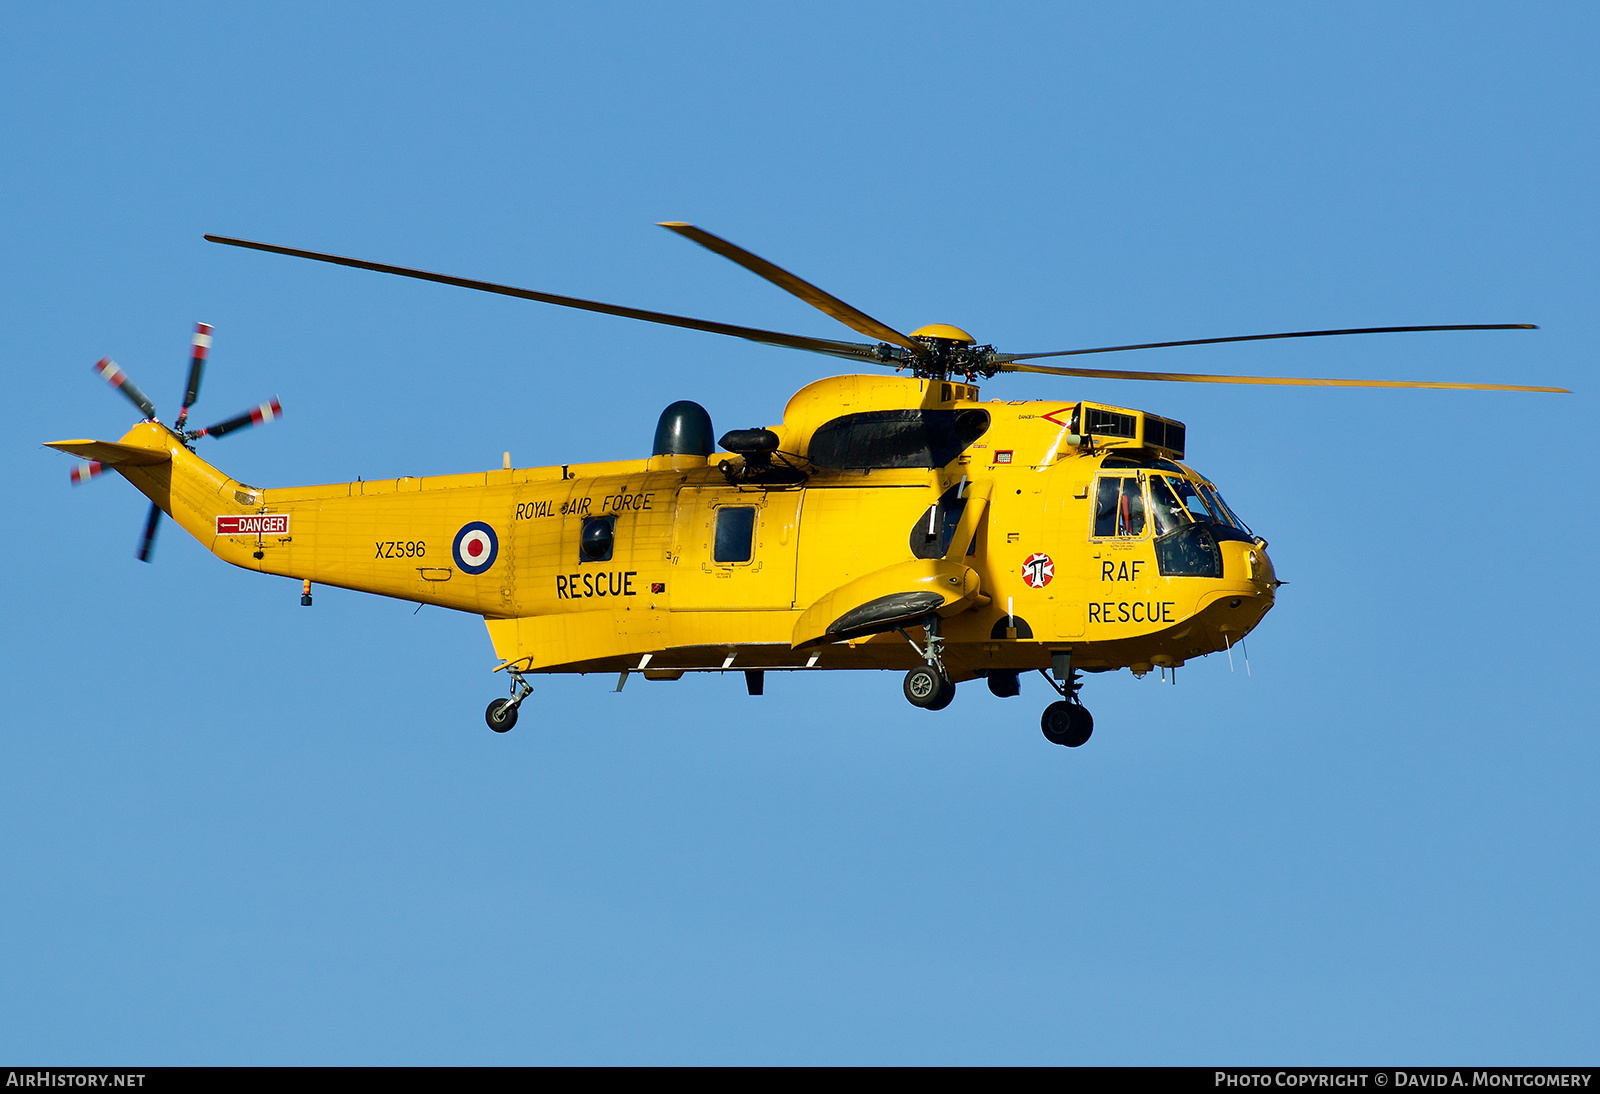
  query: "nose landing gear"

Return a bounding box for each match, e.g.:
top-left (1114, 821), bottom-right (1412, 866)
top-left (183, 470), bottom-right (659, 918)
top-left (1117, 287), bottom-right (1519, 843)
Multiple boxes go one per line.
top-left (485, 666), bottom-right (533, 733)
top-left (1039, 652), bottom-right (1093, 747)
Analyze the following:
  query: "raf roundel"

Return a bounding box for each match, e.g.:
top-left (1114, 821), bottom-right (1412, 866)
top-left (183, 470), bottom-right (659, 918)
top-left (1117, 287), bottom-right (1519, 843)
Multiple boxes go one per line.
top-left (1021, 552), bottom-right (1055, 589)
top-left (452, 521), bottom-right (499, 575)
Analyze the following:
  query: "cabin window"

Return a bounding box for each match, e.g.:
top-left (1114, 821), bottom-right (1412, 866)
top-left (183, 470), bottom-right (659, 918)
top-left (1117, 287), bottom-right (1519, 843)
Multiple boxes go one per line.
top-left (579, 515), bottom-right (615, 562)
top-left (714, 506), bottom-right (756, 563)
top-left (1093, 476), bottom-right (1146, 538)
top-left (807, 409), bottom-right (990, 470)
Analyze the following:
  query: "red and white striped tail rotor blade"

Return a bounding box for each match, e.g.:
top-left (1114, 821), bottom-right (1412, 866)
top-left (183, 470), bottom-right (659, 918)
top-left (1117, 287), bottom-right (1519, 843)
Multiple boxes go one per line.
top-left (69, 460), bottom-right (104, 486)
top-left (197, 397), bottom-right (282, 438)
top-left (180, 322), bottom-right (213, 412)
top-left (93, 357), bottom-right (157, 419)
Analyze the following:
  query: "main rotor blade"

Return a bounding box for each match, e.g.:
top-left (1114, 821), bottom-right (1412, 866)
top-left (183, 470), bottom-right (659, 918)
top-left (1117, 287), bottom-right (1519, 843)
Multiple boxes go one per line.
top-left (997, 359), bottom-right (1569, 393)
top-left (204, 235), bottom-right (882, 363)
top-left (997, 324), bottom-right (1537, 362)
top-left (93, 358), bottom-right (157, 419)
top-left (658, 222), bottom-right (925, 356)
top-left (197, 397), bottom-right (282, 439)
top-left (136, 502), bottom-right (162, 563)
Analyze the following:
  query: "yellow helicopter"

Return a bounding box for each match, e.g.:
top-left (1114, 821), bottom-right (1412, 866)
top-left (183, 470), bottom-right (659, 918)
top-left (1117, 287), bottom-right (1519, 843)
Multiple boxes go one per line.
top-left (48, 225), bottom-right (1567, 747)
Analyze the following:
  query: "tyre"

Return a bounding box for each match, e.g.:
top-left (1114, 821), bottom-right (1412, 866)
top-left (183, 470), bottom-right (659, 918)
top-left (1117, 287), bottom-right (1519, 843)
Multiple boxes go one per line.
top-left (1041, 701), bottom-right (1093, 747)
top-left (485, 698), bottom-right (519, 733)
top-left (927, 676), bottom-right (956, 710)
top-left (903, 666), bottom-right (946, 708)
top-left (986, 672), bottom-right (1020, 698)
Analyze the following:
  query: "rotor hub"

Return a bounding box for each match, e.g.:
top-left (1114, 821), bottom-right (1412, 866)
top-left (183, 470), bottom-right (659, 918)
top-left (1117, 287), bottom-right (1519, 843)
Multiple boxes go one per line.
top-left (873, 324), bottom-right (997, 382)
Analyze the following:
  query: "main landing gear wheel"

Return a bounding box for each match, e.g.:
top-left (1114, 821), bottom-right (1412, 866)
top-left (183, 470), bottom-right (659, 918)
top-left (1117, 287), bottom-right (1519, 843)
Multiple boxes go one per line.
top-left (485, 698), bottom-right (519, 733)
top-left (904, 665), bottom-right (955, 710)
top-left (1041, 701), bottom-right (1093, 747)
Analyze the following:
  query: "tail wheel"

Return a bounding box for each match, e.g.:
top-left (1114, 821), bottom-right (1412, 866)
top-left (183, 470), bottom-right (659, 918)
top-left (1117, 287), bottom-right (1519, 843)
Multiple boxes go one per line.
top-left (1041, 701), bottom-right (1093, 747)
top-left (485, 698), bottom-right (519, 733)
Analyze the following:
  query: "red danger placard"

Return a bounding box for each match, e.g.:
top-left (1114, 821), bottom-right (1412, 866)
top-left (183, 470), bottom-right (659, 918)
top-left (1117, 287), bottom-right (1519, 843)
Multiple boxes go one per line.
top-left (216, 514), bottom-right (289, 535)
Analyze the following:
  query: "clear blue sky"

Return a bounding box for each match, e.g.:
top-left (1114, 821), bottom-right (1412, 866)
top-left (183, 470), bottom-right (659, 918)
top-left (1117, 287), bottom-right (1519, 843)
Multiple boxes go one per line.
top-left (2, 1), bottom-right (1595, 1064)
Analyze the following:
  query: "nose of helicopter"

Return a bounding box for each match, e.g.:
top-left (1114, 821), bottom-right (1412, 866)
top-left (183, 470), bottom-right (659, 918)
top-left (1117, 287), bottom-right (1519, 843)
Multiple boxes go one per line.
top-left (1246, 541), bottom-right (1278, 595)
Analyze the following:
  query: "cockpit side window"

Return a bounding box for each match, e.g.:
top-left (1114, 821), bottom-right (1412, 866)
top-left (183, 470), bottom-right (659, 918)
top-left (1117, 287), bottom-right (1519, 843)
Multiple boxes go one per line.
top-left (1093, 475), bottom-right (1146, 538)
top-left (1119, 477), bottom-right (1145, 536)
top-left (1094, 477), bottom-right (1119, 538)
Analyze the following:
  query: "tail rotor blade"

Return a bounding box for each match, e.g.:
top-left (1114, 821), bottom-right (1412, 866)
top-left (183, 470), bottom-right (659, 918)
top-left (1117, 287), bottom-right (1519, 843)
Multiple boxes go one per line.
top-left (182, 323), bottom-right (213, 408)
top-left (93, 357), bottom-right (157, 419)
top-left (196, 397), bottom-right (282, 439)
top-left (175, 323), bottom-right (214, 431)
top-left (136, 502), bottom-right (162, 562)
top-left (69, 461), bottom-right (104, 486)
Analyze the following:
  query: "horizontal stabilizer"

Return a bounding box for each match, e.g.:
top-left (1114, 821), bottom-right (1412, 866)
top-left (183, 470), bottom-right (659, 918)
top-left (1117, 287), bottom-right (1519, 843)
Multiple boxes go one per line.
top-left (44, 439), bottom-right (172, 466)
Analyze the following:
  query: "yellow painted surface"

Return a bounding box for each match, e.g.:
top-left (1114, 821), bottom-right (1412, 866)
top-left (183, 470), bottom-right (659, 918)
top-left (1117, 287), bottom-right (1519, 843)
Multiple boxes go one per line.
top-left (908, 323), bottom-right (977, 343)
top-left (55, 374), bottom-right (1276, 682)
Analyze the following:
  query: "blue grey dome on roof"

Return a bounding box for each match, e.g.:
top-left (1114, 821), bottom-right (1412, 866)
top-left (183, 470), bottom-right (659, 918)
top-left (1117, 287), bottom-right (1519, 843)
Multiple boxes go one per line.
top-left (652, 400), bottom-right (714, 457)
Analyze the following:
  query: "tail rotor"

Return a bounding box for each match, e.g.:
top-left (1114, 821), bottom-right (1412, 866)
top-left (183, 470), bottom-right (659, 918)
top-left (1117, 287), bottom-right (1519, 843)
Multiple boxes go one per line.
top-left (69, 323), bottom-right (283, 562)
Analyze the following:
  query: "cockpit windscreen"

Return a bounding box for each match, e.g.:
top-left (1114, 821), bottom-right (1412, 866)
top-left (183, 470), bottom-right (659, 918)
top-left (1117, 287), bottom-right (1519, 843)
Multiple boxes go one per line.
top-left (1148, 473), bottom-right (1254, 541)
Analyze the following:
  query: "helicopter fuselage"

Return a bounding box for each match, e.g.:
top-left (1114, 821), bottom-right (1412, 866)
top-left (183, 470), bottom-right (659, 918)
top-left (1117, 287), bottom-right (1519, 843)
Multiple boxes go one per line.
top-left (96, 373), bottom-right (1276, 685)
